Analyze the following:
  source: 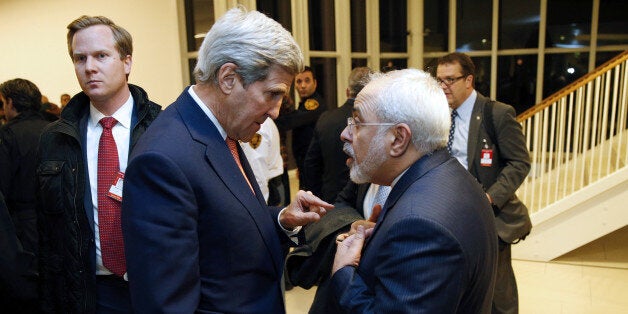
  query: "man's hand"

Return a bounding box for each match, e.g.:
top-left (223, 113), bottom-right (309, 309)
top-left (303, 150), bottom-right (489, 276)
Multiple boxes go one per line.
top-left (332, 225), bottom-right (373, 275)
top-left (279, 190), bottom-right (334, 230)
top-left (336, 204), bottom-right (382, 244)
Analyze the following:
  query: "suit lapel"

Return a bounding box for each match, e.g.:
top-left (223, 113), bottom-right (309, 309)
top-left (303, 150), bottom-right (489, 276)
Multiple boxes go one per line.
top-left (364, 149), bottom-right (450, 248)
top-left (467, 94), bottom-right (487, 174)
top-left (174, 89), bottom-right (283, 273)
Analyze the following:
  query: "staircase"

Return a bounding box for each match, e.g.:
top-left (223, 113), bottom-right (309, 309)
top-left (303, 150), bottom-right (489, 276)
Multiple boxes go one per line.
top-left (512, 50), bottom-right (628, 262)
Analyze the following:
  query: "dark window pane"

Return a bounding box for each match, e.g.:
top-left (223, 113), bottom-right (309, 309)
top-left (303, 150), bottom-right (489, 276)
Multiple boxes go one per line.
top-left (498, 0), bottom-right (540, 49)
top-left (471, 57), bottom-right (491, 96)
top-left (310, 58), bottom-right (338, 109)
top-left (546, 0), bottom-right (592, 48)
top-left (456, 0), bottom-right (492, 51)
top-left (184, 0), bottom-right (214, 52)
top-left (497, 55), bottom-right (537, 114)
top-left (350, 0), bottom-right (367, 52)
top-left (596, 51), bottom-right (624, 68)
top-left (188, 58), bottom-right (197, 85)
top-left (380, 59), bottom-right (407, 72)
top-left (256, 0), bottom-right (292, 31)
top-left (598, 0), bottom-right (628, 46)
top-left (379, 0), bottom-right (407, 52)
top-left (351, 59), bottom-right (368, 68)
top-left (543, 52), bottom-right (589, 98)
top-left (309, 0), bottom-right (336, 51)
top-left (424, 0), bottom-right (449, 52)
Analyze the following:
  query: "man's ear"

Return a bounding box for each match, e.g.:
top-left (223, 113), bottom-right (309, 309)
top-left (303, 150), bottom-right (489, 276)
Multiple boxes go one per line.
top-left (217, 62), bottom-right (239, 94)
top-left (389, 123), bottom-right (412, 157)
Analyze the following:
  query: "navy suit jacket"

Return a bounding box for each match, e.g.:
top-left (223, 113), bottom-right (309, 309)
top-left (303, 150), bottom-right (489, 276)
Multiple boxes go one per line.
top-left (330, 149), bottom-right (498, 313)
top-left (122, 87), bottom-right (290, 313)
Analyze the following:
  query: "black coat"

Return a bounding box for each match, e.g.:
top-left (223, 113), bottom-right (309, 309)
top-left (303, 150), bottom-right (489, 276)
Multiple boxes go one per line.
top-left (302, 99), bottom-right (354, 202)
top-left (275, 93), bottom-right (327, 176)
top-left (37, 84), bottom-right (160, 313)
top-left (0, 191), bottom-right (39, 313)
top-left (285, 181), bottom-right (370, 314)
top-left (0, 111), bottom-right (49, 262)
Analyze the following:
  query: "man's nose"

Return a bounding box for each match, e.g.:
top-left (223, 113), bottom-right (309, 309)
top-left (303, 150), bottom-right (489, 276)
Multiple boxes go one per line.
top-left (340, 125), bottom-right (352, 143)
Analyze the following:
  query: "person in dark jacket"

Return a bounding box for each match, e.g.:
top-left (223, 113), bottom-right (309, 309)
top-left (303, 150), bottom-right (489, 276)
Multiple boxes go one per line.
top-left (37, 15), bottom-right (160, 313)
top-left (303, 67), bottom-right (373, 202)
top-left (275, 66), bottom-right (327, 188)
top-left (0, 78), bottom-right (49, 313)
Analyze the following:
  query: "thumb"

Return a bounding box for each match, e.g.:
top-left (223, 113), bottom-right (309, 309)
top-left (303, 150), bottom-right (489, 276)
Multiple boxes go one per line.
top-left (368, 204), bottom-right (382, 222)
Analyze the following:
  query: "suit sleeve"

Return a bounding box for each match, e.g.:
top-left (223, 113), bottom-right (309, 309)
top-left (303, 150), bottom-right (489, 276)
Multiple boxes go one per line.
top-left (122, 151), bottom-right (200, 313)
top-left (488, 104), bottom-right (531, 208)
top-left (330, 217), bottom-right (465, 313)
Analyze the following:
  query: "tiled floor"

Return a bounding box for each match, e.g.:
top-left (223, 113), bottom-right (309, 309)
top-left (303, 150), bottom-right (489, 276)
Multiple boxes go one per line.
top-left (284, 170), bottom-right (628, 314)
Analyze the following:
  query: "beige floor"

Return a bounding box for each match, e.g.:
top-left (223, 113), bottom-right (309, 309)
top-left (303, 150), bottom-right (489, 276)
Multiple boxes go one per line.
top-left (284, 170), bottom-right (628, 314)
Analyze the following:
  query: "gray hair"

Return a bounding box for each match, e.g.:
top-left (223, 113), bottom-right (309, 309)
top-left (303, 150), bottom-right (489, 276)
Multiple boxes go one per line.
top-left (357, 69), bottom-right (450, 154)
top-left (193, 6), bottom-right (304, 87)
top-left (347, 67), bottom-right (374, 97)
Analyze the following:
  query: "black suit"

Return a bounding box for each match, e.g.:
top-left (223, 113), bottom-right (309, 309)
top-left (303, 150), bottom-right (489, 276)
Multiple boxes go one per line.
top-left (303, 99), bottom-right (354, 202)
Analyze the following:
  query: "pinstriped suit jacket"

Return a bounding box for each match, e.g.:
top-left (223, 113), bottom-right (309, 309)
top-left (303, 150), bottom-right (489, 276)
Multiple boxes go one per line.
top-left (331, 149), bottom-right (498, 313)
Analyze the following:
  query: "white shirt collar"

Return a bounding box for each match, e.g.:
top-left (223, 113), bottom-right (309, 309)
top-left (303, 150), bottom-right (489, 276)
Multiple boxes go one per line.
top-left (188, 86), bottom-right (227, 140)
top-left (88, 94), bottom-right (134, 129)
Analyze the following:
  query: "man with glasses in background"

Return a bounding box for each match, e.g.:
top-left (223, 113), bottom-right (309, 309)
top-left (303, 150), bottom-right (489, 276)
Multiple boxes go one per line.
top-left (436, 52), bottom-right (531, 314)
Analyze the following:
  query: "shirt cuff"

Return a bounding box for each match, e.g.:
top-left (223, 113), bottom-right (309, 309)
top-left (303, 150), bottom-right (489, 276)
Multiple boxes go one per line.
top-left (278, 207), bottom-right (302, 238)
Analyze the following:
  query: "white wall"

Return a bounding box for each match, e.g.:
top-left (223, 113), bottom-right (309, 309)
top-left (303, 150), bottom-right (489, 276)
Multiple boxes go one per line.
top-left (0, 0), bottom-right (184, 107)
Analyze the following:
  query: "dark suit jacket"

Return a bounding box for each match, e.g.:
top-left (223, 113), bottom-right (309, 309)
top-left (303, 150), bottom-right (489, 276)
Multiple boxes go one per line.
top-left (303, 99), bottom-right (354, 202)
top-left (467, 93), bottom-right (532, 243)
top-left (330, 149), bottom-right (498, 313)
top-left (122, 87), bottom-right (291, 313)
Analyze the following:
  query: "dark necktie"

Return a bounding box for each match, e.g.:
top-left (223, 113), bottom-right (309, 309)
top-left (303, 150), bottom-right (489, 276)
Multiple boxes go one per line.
top-left (226, 137), bottom-right (255, 194)
top-left (447, 109), bottom-right (458, 155)
top-left (97, 117), bottom-right (126, 277)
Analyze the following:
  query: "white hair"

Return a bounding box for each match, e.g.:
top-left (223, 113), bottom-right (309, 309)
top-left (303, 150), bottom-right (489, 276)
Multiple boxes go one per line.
top-left (193, 6), bottom-right (304, 86)
top-left (356, 69), bottom-right (450, 154)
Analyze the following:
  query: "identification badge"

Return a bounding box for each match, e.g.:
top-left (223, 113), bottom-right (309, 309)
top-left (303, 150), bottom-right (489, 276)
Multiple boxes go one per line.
top-left (480, 149), bottom-right (493, 167)
top-left (107, 171), bottom-right (124, 202)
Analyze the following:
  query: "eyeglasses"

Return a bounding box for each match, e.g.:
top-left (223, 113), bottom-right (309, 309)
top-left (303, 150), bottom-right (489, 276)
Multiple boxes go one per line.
top-left (436, 75), bottom-right (467, 86)
top-left (347, 117), bottom-right (396, 136)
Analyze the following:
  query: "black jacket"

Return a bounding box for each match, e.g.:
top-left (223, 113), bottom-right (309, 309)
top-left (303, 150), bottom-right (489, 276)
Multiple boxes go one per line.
top-left (0, 111), bottom-right (50, 263)
top-left (275, 93), bottom-right (327, 175)
top-left (37, 84), bottom-right (160, 313)
top-left (303, 99), bottom-right (354, 202)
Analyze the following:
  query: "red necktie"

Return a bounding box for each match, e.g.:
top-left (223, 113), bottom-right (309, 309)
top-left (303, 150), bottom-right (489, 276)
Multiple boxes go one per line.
top-left (97, 117), bottom-right (126, 277)
top-left (226, 137), bottom-right (255, 194)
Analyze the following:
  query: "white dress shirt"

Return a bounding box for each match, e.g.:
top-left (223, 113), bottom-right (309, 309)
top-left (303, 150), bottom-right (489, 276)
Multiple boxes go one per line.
top-left (86, 95), bottom-right (134, 276)
top-left (451, 90), bottom-right (477, 169)
top-left (241, 119), bottom-right (283, 202)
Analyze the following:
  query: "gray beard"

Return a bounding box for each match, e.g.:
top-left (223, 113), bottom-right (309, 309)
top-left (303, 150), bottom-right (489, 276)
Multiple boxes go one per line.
top-left (345, 135), bottom-right (387, 184)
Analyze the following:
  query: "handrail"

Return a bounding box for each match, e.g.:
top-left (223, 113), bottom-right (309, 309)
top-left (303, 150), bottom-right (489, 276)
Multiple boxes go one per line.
top-left (517, 50), bottom-right (628, 122)
top-left (514, 49), bottom-right (628, 214)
